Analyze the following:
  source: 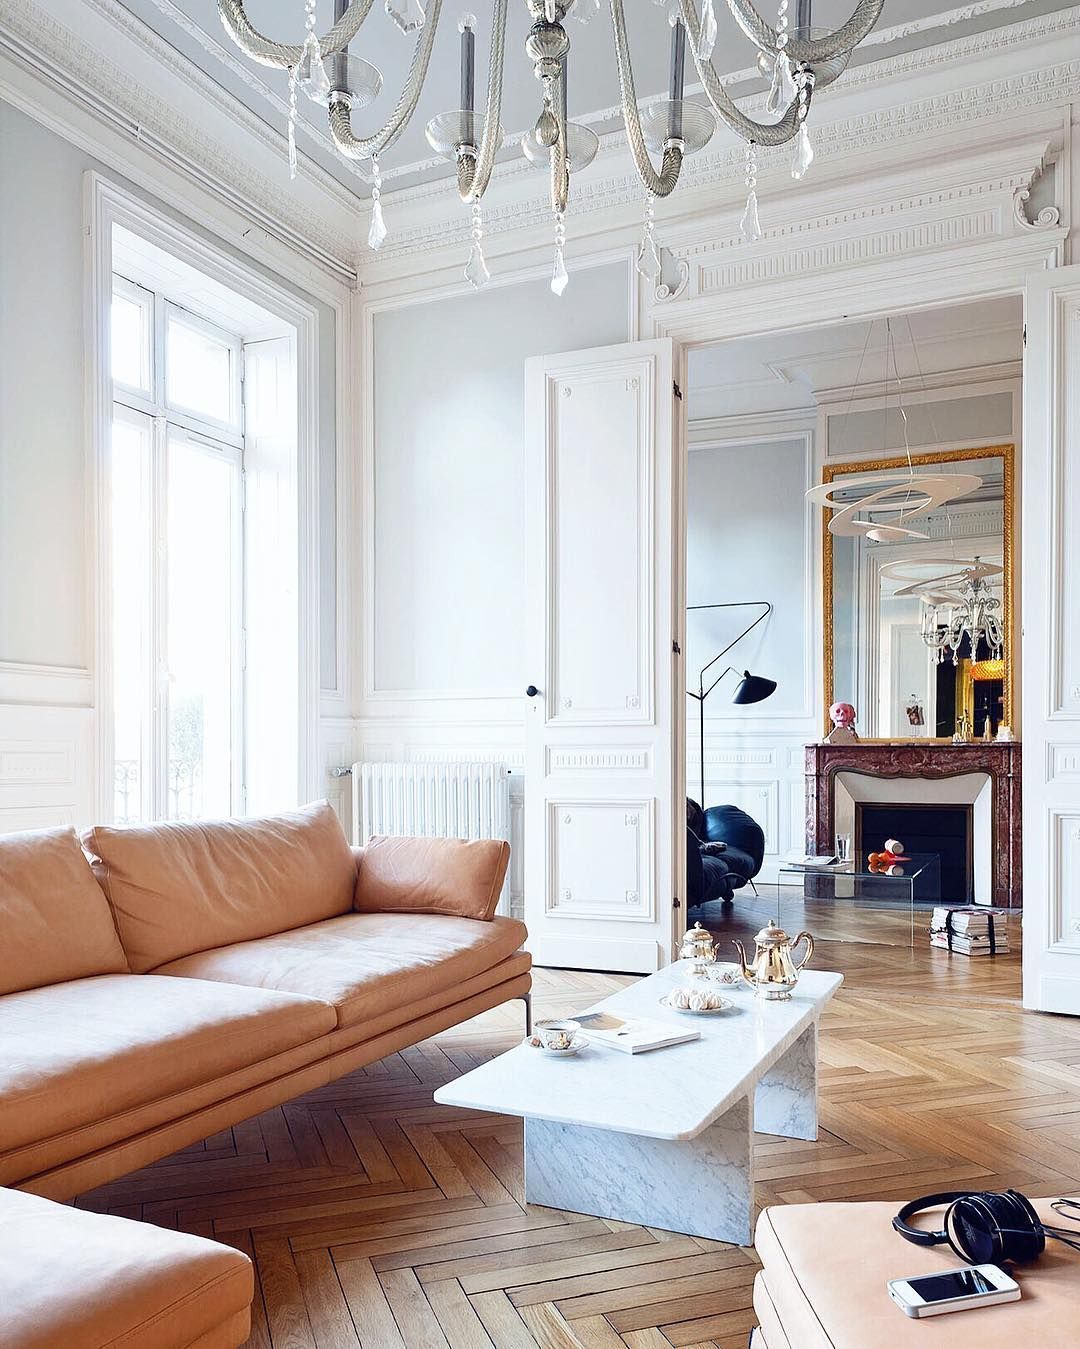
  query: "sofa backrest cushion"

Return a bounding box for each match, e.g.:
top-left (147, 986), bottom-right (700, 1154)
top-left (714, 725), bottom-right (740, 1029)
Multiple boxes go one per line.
top-left (0, 827), bottom-right (129, 994)
top-left (354, 835), bottom-right (510, 921)
top-left (83, 801), bottom-right (357, 972)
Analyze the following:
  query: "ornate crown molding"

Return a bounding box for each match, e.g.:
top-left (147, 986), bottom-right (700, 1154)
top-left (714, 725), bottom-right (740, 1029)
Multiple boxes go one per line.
top-left (363, 8), bottom-right (1078, 268)
top-left (0, 0), bottom-right (359, 279)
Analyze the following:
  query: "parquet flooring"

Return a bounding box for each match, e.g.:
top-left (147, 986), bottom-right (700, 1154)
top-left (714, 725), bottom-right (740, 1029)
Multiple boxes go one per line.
top-left (79, 939), bottom-right (1080, 1349)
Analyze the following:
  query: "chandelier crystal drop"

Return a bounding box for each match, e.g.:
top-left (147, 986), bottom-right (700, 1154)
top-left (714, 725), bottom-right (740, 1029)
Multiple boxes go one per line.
top-left (219, 0), bottom-right (884, 268)
top-left (287, 65), bottom-right (299, 179)
top-left (635, 193), bottom-right (662, 281)
top-left (385, 0), bottom-right (426, 34)
top-left (551, 210), bottom-right (569, 296)
top-left (766, 0), bottom-right (796, 114)
top-left (368, 155), bottom-right (388, 249)
top-left (464, 198), bottom-right (490, 287)
top-left (696, 0), bottom-right (718, 60)
top-left (740, 141), bottom-right (762, 241)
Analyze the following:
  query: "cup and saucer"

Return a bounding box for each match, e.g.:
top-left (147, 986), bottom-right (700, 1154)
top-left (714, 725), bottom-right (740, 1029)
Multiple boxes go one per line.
top-left (526, 1018), bottom-right (587, 1057)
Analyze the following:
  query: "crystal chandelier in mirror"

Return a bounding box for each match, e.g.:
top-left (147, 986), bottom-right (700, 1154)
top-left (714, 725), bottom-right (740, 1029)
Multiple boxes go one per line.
top-left (879, 558), bottom-right (1006, 667)
top-left (218, 0), bottom-right (884, 288)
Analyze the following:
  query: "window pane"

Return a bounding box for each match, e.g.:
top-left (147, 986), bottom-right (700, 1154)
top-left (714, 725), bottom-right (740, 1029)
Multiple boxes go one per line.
top-left (167, 434), bottom-right (238, 819)
top-left (166, 312), bottom-right (235, 424)
top-left (111, 415), bottom-right (153, 824)
top-left (111, 288), bottom-right (151, 392)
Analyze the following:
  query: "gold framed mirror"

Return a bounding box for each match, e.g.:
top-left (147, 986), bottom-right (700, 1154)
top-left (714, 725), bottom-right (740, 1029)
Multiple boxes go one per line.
top-left (822, 444), bottom-right (1015, 741)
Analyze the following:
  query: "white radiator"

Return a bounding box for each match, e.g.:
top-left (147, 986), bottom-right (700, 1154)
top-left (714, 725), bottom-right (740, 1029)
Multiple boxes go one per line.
top-left (351, 761), bottom-right (512, 914)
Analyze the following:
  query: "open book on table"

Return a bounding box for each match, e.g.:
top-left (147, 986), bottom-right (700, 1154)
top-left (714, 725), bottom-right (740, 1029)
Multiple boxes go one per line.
top-left (573, 1011), bottom-right (700, 1054)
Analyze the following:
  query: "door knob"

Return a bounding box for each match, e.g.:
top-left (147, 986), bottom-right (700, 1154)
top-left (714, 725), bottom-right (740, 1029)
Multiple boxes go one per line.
top-left (526, 685), bottom-right (540, 697)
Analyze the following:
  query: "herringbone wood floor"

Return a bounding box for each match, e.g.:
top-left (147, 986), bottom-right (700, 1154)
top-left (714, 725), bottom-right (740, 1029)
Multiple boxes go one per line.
top-left (79, 940), bottom-right (1080, 1349)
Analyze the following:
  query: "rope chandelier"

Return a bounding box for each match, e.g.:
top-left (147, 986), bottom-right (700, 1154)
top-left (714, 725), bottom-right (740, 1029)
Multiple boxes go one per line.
top-left (219, 0), bottom-right (884, 289)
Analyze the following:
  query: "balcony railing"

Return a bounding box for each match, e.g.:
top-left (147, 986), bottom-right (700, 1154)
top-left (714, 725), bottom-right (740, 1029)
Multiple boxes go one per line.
top-left (114, 758), bottom-right (203, 824)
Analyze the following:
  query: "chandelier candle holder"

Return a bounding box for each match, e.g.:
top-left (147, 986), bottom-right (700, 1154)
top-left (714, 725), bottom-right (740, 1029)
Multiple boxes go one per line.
top-left (218, 0), bottom-right (884, 283)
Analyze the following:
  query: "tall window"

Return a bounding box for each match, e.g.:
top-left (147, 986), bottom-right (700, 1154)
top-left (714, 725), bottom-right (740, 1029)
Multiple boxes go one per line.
top-left (110, 277), bottom-right (245, 823)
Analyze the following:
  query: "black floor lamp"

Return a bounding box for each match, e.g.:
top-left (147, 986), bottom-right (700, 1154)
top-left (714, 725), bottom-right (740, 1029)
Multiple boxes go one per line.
top-left (687, 601), bottom-right (777, 811)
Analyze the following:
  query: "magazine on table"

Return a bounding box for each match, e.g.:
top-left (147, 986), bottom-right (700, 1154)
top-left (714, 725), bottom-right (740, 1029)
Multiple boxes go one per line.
top-left (784, 852), bottom-right (840, 869)
top-left (573, 1011), bottom-right (700, 1054)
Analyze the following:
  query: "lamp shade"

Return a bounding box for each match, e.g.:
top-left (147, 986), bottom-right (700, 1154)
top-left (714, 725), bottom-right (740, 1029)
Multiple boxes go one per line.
top-left (731, 670), bottom-right (776, 705)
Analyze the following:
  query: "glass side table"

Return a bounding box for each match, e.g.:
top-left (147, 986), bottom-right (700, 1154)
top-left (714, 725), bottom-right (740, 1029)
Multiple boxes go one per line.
top-left (776, 852), bottom-right (942, 948)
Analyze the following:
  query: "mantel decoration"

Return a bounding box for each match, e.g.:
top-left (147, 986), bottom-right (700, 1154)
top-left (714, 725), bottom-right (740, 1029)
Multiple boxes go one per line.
top-left (219, 0), bottom-right (884, 288)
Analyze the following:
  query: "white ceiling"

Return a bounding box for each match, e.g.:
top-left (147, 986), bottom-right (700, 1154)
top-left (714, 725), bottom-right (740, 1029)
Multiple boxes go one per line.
top-left (687, 295), bottom-right (1023, 419)
top-left (116, 0), bottom-right (1073, 197)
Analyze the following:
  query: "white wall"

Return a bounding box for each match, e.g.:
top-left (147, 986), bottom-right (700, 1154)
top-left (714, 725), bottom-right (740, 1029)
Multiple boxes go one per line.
top-left (0, 106), bottom-right (89, 669)
top-left (368, 264), bottom-right (632, 702)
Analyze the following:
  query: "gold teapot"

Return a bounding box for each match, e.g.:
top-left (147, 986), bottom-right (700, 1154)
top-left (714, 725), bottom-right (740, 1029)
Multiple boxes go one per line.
top-left (732, 919), bottom-right (814, 1000)
top-left (679, 921), bottom-right (717, 973)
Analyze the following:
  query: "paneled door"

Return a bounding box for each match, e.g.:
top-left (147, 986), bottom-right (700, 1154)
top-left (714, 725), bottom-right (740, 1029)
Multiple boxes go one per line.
top-left (524, 339), bottom-right (685, 973)
top-left (1022, 264), bottom-right (1080, 1015)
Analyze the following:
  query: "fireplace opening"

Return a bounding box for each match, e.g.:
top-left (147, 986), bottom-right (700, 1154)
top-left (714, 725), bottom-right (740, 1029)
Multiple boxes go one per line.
top-left (856, 802), bottom-right (974, 904)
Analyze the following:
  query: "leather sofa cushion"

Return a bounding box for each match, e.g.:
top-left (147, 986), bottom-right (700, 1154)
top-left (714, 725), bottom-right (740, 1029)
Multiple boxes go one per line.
top-left (0, 827), bottom-right (128, 995)
top-left (0, 1184), bottom-right (252, 1349)
top-left (754, 1200), bottom-right (1080, 1347)
top-left (155, 911), bottom-right (529, 1029)
top-left (355, 835), bottom-right (511, 920)
top-left (83, 801), bottom-right (357, 971)
top-left (0, 974), bottom-right (335, 1155)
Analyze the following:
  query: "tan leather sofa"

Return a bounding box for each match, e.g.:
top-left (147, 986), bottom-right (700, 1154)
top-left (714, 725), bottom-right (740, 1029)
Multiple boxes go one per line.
top-left (751, 1199), bottom-right (1078, 1347)
top-left (0, 803), bottom-right (531, 1203)
top-left (0, 1185), bottom-right (253, 1348)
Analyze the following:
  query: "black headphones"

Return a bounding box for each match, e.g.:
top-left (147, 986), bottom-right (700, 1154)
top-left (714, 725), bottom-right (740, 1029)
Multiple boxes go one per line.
top-left (894, 1190), bottom-right (1080, 1265)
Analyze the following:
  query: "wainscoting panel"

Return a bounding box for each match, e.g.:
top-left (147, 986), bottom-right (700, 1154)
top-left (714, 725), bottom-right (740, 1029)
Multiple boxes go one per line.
top-left (546, 798), bottom-right (654, 922)
top-left (0, 704), bottom-right (95, 834)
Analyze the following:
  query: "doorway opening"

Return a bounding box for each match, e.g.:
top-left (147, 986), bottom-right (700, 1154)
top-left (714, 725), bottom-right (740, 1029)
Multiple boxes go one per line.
top-left (681, 294), bottom-right (1023, 951)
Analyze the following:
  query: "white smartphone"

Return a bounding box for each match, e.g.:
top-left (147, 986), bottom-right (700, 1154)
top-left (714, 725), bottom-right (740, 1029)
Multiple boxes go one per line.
top-left (887, 1264), bottom-right (1020, 1318)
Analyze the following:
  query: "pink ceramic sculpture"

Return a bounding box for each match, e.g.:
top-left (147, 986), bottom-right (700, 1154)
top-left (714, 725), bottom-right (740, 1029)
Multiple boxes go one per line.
top-left (826, 702), bottom-right (859, 743)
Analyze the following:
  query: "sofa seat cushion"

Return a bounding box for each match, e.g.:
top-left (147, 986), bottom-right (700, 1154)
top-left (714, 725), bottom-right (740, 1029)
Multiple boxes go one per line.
top-left (754, 1199), bottom-right (1079, 1348)
top-left (0, 827), bottom-right (128, 995)
top-left (154, 911), bottom-right (529, 1029)
top-left (0, 975), bottom-right (335, 1157)
top-left (83, 801), bottom-right (357, 972)
top-left (0, 1185), bottom-right (252, 1349)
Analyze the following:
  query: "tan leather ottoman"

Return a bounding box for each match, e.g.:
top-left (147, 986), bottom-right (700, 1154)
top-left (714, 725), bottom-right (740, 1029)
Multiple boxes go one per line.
top-left (752, 1199), bottom-right (1078, 1348)
top-left (0, 1186), bottom-right (253, 1348)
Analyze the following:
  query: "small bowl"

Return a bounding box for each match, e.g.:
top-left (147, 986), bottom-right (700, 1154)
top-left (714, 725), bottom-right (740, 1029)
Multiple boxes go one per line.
top-left (704, 963), bottom-right (743, 986)
top-left (526, 1033), bottom-right (586, 1057)
top-left (534, 1018), bottom-right (581, 1052)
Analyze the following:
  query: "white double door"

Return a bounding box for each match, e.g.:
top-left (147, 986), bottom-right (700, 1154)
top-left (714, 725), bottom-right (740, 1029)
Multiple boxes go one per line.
top-left (1022, 263), bottom-right (1080, 1015)
top-left (523, 339), bottom-right (686, 973)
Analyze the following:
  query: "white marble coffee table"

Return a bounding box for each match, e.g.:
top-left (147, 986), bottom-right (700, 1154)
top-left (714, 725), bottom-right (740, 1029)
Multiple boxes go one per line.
top-left (434, 963), bottom-right (842, 1245)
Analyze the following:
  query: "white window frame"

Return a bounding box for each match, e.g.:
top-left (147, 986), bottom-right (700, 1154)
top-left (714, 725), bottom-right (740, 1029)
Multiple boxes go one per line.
top-left (87, 174), bottom-right (324, 823)
top-left (162, 300), bottom-right (244, 438)
top-left (109, 294), bottom-right (247, 820)
top-left (111, 275), bottom-right (154, 400)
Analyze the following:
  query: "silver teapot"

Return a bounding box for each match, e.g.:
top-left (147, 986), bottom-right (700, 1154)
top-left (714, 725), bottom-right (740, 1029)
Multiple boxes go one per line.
top-left (732, 919), bottom-right (814, 1000)
top-left (679, 921), bottom-right (717, 973)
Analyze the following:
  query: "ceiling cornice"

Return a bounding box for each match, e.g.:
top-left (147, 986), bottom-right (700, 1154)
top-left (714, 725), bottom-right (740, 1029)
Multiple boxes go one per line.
top-left (0, 0), bottom-right (359, 279)
top-left (362, 6), bottom-right (1079, 269)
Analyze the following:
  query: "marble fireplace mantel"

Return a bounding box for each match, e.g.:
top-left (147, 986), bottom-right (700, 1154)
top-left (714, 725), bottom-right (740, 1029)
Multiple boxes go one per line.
top-left (805, 741), bottom-right (1022, 908)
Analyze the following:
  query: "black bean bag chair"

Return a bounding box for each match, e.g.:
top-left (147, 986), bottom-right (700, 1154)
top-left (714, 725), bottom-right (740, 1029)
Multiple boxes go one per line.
top-left (686, 800), bottom-right (766, 909)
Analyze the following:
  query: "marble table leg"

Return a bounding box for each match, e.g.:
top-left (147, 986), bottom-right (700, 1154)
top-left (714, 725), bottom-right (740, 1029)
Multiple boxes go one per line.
top-left (755, 1021), bottom-right (818, 1142)
top-left (524, 1094), bottom-right (755, 1245)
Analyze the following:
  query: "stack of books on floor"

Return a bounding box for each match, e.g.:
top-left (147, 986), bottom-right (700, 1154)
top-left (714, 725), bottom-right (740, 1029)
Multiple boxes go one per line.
top-left (929, 906), bottom-right (1010, 956)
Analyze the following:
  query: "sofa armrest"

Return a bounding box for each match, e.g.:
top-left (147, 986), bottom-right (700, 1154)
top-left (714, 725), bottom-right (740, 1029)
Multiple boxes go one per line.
top-left (354, 836), bottom-right (511, 921)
